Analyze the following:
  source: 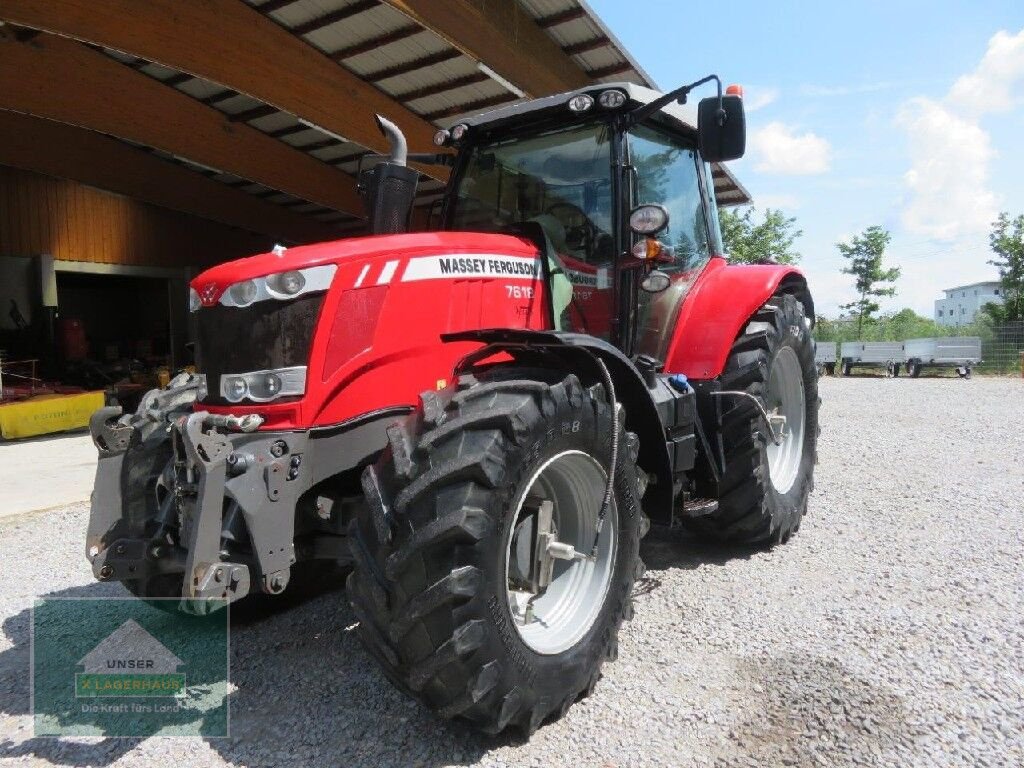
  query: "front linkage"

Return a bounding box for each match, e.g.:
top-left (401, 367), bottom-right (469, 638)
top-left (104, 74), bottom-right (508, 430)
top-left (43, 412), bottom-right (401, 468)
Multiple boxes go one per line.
top-left (87, 374), bottom-right (312, 611)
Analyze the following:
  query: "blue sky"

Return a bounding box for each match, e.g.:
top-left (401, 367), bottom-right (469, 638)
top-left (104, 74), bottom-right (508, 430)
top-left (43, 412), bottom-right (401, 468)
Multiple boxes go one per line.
top-left (590, 0), bottom-right (1024, 317)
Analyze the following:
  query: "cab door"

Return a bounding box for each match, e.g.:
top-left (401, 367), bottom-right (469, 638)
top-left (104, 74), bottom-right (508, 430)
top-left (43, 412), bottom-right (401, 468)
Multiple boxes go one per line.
top-left (625, 125), bottom-right (716, 360)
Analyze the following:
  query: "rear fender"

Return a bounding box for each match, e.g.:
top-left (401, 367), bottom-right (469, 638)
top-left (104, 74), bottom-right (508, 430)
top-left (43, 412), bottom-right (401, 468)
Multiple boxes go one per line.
top-left (664, 258), bottom-right (813, 379)
top-left (443, 329), bottom-right (673, 524)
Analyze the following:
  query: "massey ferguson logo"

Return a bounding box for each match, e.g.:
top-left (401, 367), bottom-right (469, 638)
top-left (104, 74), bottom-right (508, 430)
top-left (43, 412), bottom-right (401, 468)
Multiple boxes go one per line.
top-left (199, 283), bottom-right (218, 305)
top-left (437, 256), bottom-right (540, 277)
top-left (401, 254), bottom-right (543, 282)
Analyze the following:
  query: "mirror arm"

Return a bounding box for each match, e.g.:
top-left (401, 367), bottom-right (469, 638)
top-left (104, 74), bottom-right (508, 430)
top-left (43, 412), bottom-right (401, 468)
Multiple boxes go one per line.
top-left (624, 74), bottom-right (723, 129)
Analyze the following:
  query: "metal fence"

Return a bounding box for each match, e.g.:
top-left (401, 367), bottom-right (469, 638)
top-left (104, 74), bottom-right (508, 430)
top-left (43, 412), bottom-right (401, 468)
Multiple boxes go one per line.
top-left (980, 321), bottom-right (1024, 373)
top-left (815, 320), bottom-right (1024, 374)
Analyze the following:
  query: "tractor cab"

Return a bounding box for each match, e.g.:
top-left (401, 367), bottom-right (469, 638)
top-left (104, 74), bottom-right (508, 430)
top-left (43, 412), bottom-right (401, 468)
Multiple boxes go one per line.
top-left (416, 80), bottom-right (747, 359)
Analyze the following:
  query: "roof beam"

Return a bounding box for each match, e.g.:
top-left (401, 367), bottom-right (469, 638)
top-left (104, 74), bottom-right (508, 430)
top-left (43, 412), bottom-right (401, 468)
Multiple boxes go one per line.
top-left (364, 49), bottom-right (462, 83)
top-left (423, 94), bottom-right (518, 122)
top-left (564, 36), bottom-right (610, 56)
top-left (380, 0), bottom-right (590, 96)
top-left (392, 72), bottom-right (489, 102)
top-left (0, 111), bottom-right (339, 244)
top-left (229, 104), bottom-right (281, 123)
top-left (329, 25), bottom-right (422, 61)
top-left (537, 8), bottom-right (587, 28)
top-left (257, 0), bottom-right (301, 13)
top-left (588, 61), bottom-right (632, 79)
top-left (0, 34), bottom-right (365, 217)
top-left (0, 0), bottom-right (447, 175)
top-left (288, 1), bottom-right (377, 37)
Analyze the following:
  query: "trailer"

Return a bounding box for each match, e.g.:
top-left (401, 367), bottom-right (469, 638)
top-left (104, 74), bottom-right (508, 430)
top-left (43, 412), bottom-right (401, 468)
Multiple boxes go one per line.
top-left (840, 341), bottom-right (905, 377)
top-left (815, 341), bottom-right (837, 376)
top-left (903, 337), bottom-right (981, 378)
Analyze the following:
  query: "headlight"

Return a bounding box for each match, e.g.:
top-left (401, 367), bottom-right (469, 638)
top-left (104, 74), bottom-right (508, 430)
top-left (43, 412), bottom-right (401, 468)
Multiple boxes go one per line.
top-left (567, 94), bottom-right (594, 113)
top-left (265, 270), bottom-right (305, 296)
top-left (598, 89), bottom-right (627, 109)
top-left (216, 264), bottom-right (337, 308)
top-left (629, 204), bottom-right (670, 235)
top-left (228, 279), bottom-right (258, 306)
top-left (221, 366), bottom-right (306, 403)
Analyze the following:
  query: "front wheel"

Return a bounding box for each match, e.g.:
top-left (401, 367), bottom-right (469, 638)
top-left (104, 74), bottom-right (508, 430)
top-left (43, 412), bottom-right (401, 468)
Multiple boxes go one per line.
top-left (684, 293), bottom-right (819, 545)
top-left (347, 372), bottom-right (645, 736)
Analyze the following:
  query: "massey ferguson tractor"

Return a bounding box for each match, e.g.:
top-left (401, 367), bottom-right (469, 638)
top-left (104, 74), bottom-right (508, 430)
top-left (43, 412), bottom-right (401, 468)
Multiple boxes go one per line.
top-left (86, 77), bottom-right (818, 736)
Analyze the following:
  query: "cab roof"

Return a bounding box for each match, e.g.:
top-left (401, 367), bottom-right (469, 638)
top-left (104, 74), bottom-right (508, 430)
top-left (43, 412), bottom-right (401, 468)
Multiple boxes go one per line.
top-left (456, 82), bottom-right (752, 207)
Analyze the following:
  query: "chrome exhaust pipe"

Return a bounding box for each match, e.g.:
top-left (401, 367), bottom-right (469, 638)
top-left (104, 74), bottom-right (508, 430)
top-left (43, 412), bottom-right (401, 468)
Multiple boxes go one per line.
top-left (374, 113), bottom-right (408, 167)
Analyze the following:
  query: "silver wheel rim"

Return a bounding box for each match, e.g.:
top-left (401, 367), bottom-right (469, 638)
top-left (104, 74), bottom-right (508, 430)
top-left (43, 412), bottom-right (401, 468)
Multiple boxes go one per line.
top-left (504, 450), bottom-right (617, 655)
top-left (765, 346), bottom-right (805, 494)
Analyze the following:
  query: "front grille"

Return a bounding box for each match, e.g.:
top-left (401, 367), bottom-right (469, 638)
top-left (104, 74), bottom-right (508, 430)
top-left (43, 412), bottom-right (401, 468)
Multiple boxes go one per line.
top-left (195, 294), bottom-right (323, 404)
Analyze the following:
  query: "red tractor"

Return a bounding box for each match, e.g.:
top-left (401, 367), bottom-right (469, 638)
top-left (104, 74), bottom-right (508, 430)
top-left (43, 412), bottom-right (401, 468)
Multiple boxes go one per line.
top-left (87, 77), bottom-right (818, 736)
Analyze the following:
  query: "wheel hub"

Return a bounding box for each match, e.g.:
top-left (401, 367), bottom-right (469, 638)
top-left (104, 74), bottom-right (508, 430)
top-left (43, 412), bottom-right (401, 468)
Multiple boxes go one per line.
top-left (505, 451), bottom-right (616, 655)
top-left (765, 346), bottom-right (806, 494)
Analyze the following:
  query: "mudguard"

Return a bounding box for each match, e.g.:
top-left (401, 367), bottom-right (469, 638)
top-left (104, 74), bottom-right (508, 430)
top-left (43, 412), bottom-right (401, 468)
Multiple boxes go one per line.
top-left (443, 328), bottom-right (674, 523)
top-left (664, 257), bottom-right (813, 379)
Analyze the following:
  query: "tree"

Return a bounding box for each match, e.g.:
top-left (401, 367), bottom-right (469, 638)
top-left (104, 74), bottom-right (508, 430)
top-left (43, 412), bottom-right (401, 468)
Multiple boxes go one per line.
top-left (983, 212), bottom-right (1024, 322)
top-left (838, 225), bottom-right (899, 336)
top-left (719, 207), bottom-right (802, 265)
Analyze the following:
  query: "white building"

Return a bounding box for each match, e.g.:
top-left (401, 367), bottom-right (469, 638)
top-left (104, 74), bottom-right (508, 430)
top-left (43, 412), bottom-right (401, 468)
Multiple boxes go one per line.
top-left (934, 281), bottom-right (1004, 326)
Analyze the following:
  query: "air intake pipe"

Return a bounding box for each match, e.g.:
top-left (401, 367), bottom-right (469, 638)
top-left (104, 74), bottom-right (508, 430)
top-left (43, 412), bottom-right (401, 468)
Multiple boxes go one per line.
top-left (359, 114), bottom-right (419, 234)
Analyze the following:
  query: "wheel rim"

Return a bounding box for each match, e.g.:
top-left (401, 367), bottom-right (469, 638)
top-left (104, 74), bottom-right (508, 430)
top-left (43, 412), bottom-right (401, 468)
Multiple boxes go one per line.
top-left (504, 450), bottom-right (617, 655)
top-left (765, 346), bottom-right (806, 494)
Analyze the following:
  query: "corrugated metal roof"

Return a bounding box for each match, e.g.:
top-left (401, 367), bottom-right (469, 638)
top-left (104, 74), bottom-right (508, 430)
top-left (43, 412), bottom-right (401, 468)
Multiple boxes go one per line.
top-left (90, 0), bottom-right (745, 236)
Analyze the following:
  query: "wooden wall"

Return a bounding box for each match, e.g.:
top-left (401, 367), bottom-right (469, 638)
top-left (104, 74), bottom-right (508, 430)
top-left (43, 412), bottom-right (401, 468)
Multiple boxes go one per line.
top-left (0, 164), bottom-right (273, 269)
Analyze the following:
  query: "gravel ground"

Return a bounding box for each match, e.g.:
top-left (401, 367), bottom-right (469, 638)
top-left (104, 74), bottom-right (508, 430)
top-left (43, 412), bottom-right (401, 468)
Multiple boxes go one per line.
top-left (1, 376), bottom-right (1022, 767)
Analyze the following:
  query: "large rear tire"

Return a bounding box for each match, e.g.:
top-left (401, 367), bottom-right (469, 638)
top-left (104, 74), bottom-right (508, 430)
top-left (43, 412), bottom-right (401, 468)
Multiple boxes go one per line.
top-left (347, 372), bottom-right (645, 736)
top-left (685, 293), bottom-right (819, 545)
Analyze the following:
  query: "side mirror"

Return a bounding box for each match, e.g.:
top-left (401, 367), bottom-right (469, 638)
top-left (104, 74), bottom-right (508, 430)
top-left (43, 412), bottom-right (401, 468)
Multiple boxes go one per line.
top-left (697, 94), bottom-right (745, 163)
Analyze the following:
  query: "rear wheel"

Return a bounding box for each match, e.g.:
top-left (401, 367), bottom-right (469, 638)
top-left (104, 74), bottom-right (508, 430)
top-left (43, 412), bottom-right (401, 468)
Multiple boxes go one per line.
top-left (908, 362), bottom-right (922, 378)
top-left (684, 293), bottom-right (819, 545)
top-left (347, 372), bottom-right (645, 736)
top-left (841, 360), bottom-right (852, 376)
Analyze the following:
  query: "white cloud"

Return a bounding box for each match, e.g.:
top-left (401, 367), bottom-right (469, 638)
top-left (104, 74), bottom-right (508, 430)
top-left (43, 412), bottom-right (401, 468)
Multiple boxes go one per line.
top-left (947, 29), bottom-right (1024, 113)
top-left (750, 122), bottom-right (832, 175)
top-left (745, 87), bottom-right (779, 112)
top-left (897, 97), bottom-right (998, 240)
top-left (897, 28), bottom-right (1024, 240)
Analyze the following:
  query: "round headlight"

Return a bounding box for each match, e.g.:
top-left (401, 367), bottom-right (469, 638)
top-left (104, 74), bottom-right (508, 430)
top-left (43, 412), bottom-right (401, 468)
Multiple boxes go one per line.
top-left (567, 94), bottom-right (594, 113)
top-left (266, 270), bottom-right (306, 296)
top-left (261, 373), bottom-right (282, 397)
top-left (228, 279), bottom-right (258, 306)
top-left (629, 204), bottom-right (670, 235)
top-left (433, 129), bottom-right (450, 146)
top-left (449, 123), bottom-right (468, 141)
top-left (188, 287), bottom-right (201, 313)
top-left (598, 89), bottom-right (627, 109)
top-left (223, 376), bottom-right (248, 403)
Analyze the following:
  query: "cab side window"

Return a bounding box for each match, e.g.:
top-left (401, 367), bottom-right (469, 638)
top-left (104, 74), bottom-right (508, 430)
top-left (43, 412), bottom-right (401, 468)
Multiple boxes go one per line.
top-left (628, 127), bottom-right (710, 273)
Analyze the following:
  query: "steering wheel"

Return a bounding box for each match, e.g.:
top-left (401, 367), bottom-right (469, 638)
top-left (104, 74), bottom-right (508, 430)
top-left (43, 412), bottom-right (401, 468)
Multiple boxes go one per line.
top-left (544, 202), bottom-right (598, 255)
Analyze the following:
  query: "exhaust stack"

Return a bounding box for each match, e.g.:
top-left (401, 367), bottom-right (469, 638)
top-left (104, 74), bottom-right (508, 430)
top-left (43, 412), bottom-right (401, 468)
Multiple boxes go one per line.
top-left (359, 114), bottom-right (419, 235)
top-left (374, 114), bottom-right (408, 167)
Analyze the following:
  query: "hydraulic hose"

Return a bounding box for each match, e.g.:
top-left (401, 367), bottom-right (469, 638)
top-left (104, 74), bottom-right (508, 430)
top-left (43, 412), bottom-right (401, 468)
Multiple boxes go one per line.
top-left (590, 356), bottom-right (618, 557)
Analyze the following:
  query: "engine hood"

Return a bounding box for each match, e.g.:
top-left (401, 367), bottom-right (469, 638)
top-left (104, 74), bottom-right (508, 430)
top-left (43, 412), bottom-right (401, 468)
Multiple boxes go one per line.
top-left (190, 231), bottom-right (540, 308)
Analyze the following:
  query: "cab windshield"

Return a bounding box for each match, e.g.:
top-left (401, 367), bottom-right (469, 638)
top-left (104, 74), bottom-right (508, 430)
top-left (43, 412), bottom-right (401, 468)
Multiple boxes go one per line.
top-left (449, 123), bottom-right (614, 267)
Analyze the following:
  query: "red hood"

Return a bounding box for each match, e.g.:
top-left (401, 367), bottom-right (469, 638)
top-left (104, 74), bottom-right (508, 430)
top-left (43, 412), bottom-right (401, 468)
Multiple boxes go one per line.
top-left (190, 231), bottom-right (539, 306)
